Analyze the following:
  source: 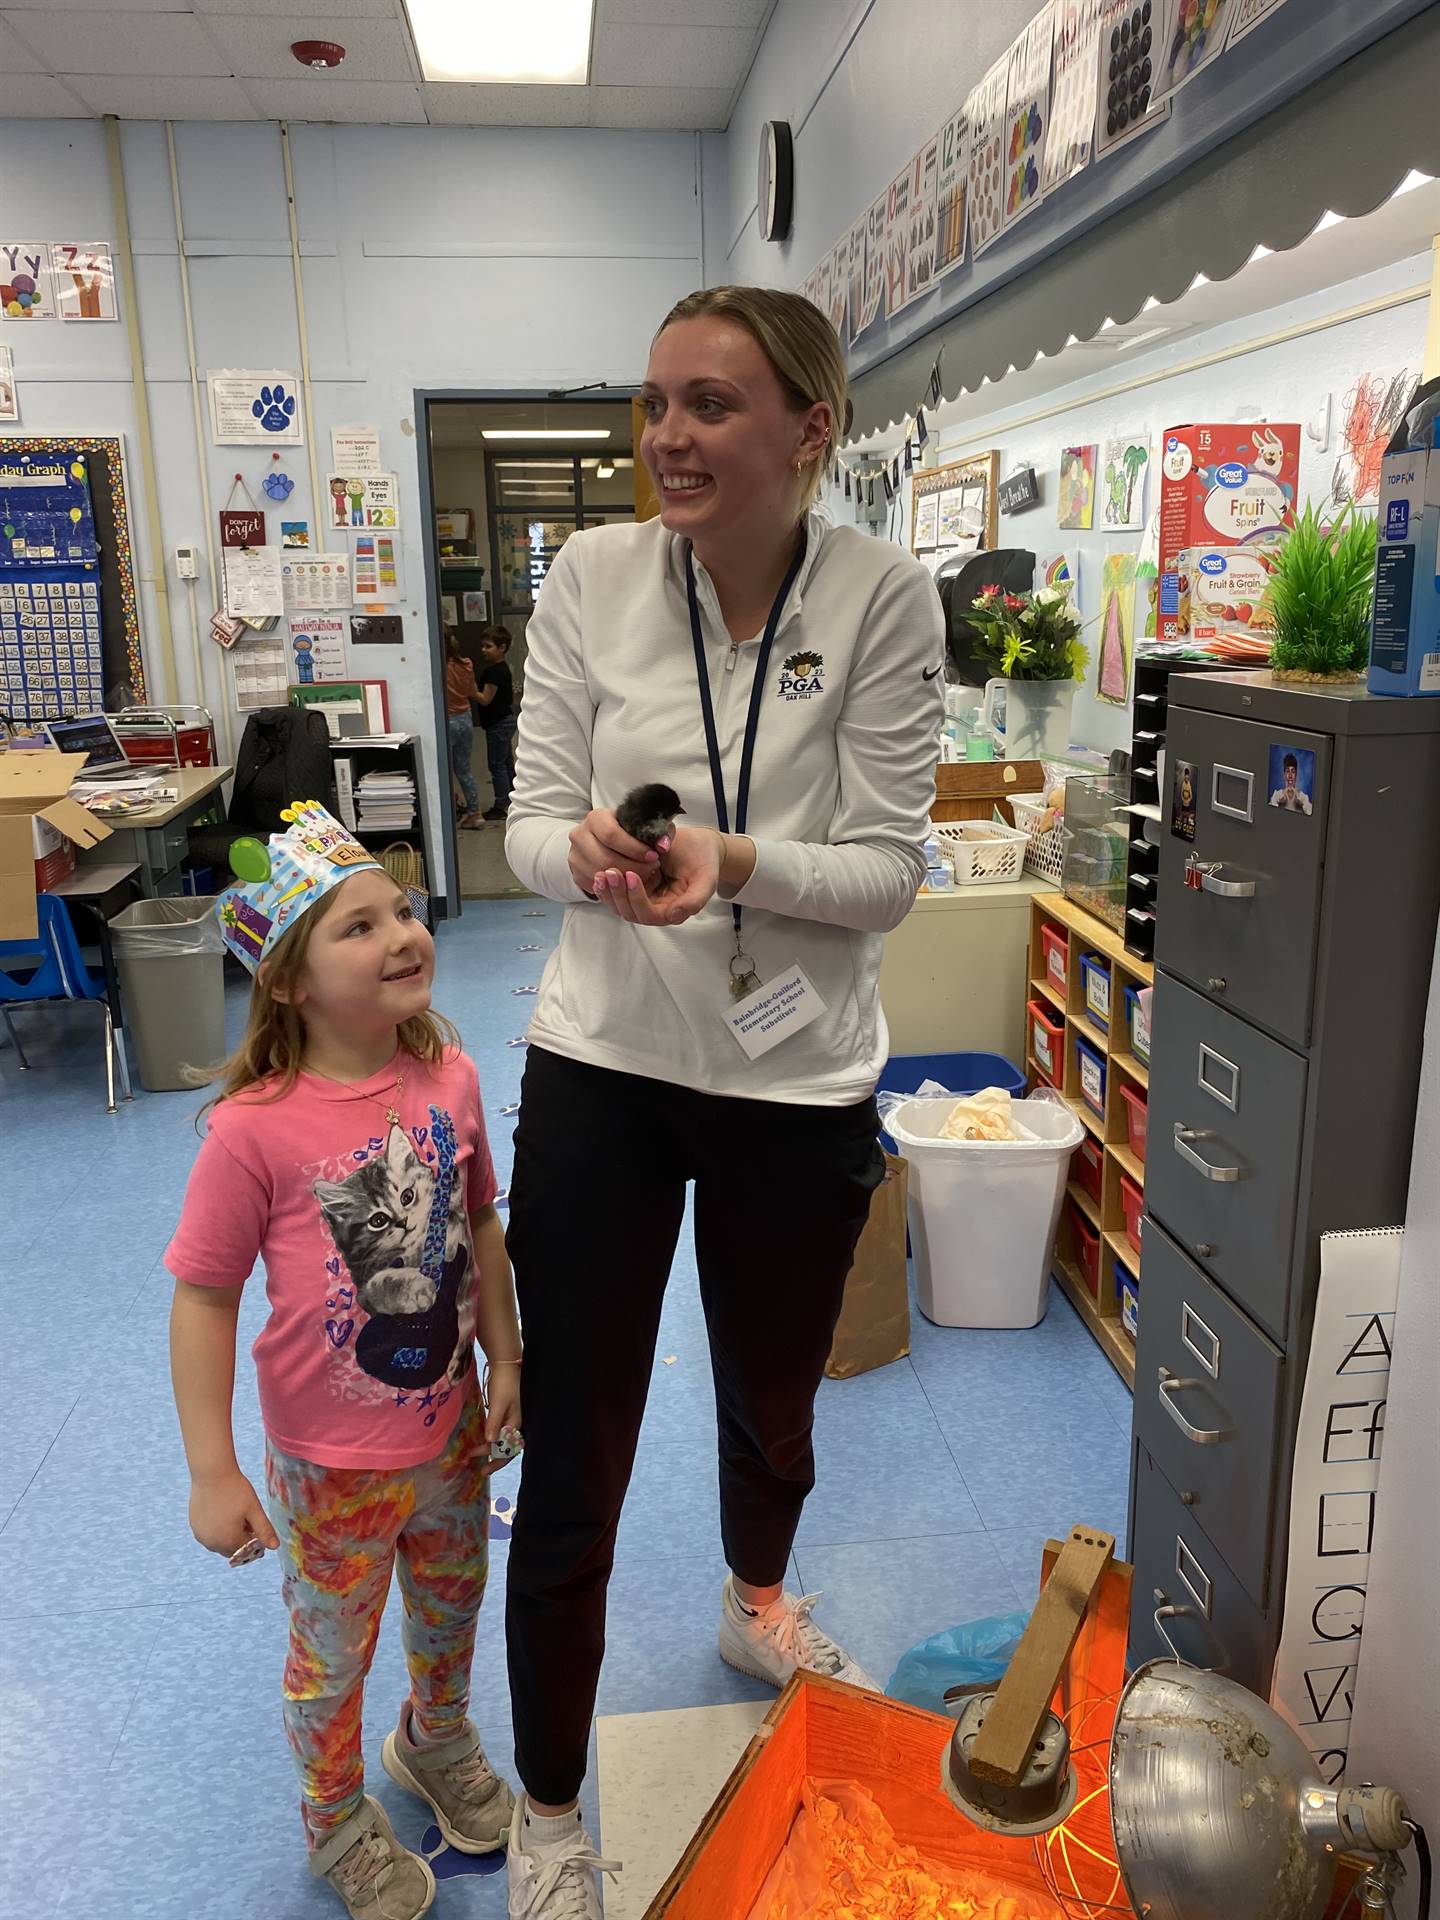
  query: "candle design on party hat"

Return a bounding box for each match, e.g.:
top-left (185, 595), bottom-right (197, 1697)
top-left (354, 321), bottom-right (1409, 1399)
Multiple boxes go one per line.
top-left (214, 799), bottom-right (381, 973)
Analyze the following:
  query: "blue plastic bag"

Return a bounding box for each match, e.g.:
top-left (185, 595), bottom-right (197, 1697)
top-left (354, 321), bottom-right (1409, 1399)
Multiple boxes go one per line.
top-left (885, 1611), bottom-right (1030, 1714)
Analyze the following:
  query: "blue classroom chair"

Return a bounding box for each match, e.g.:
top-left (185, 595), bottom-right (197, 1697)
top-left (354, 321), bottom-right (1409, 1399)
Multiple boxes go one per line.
top-left (0, 893), bottom-right (132, 1113)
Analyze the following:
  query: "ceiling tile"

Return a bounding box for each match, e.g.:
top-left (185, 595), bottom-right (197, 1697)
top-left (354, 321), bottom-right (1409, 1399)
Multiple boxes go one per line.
top-left (241, 74), bottom-right (425, 121)
top-left (598, 0), bottom-right (767, 24)
top-left (4, 9), bottom-right (231, 75)
top-left (192, 0), bottom-right (395, 13)
top-left (67, 73), bottom-right (262, 118)
top-left (203, 14), bottom-right (416, 82)
top-left (421, 82), bottom-right (591, 127)
top-left (0, 72), bottom-right (89, 114)
top-left (0, 0), bottom-right (187, 10)
top-left (591, 22), bottom-right (755, 89)
top-left (0, 15), bottom-right (46, 70)
top-left (590, 84), bottom-right (733, 130)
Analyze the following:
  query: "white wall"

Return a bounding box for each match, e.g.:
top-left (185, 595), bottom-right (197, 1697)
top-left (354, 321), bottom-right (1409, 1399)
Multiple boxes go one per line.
top-left (813, 255), bottom-right (1432, 754)
top-left (1, 116), bottom-right (704, 894)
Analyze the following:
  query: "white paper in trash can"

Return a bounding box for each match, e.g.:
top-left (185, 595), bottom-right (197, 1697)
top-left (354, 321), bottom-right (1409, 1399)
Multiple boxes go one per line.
top-left (887, 1090), bottom-right (1084, 1330)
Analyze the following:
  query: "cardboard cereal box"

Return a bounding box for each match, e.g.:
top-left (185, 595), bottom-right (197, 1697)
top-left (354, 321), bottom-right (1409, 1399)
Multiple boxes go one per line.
top-left (1158, 422), bottom-right (1299, 640)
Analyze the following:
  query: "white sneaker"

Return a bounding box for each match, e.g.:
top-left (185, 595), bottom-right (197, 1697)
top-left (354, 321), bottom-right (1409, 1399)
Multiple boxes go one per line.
top-left (506, 1795), bottom-right (620, 1920)
top-left (717, 1575), bottom-right (877, 1691)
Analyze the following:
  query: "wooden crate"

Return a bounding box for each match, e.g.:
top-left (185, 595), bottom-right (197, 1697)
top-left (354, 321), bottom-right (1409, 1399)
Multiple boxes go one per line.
top-left (934, 759), bottom-right (1045, 824)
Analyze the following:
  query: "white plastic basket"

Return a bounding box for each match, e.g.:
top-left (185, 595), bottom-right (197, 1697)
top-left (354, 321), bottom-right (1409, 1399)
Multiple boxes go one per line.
top-left (1010, 794), bottom-right (1070, 884)
top-left (932, 818), bottom-right (1029, 885)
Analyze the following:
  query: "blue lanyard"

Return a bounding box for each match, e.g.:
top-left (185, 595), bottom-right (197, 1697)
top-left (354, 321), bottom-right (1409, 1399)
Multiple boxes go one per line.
top-left (685, 532), bottom-right (806, 956)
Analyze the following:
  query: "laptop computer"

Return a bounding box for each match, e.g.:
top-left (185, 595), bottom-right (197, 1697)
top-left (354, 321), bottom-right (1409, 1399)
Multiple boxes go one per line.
top-left (42, 712), bottom-right (142, 781)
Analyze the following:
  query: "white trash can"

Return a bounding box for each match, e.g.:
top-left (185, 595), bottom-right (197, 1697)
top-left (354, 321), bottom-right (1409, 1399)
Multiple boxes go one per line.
top-left (885, 1090), bottom-right (1084, 1328)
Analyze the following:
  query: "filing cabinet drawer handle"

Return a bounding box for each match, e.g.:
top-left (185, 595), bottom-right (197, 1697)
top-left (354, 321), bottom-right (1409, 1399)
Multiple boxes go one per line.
top-left (1173, 1124), bottom-right (1242, 1182)
top-left (1200, 866), bottom-right (1255, 899)
top-left (1158, 1367), bottom-right (1224, 1446)
top-left (1153, 1602), bottom-right (1228, 1672)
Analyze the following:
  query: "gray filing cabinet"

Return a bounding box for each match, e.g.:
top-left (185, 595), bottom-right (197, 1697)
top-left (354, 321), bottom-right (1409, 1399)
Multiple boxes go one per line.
top-left (1127, 672), bottom-right (1440, 1692)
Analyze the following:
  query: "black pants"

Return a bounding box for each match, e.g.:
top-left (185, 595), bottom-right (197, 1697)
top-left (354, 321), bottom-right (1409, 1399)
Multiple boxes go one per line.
top-left (504, 1045), bottom-right (883, 1804)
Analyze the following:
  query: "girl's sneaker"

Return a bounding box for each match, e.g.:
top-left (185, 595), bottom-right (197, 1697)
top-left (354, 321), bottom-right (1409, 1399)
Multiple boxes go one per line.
top-left (717, 1575), bottom-right (876, 1690)
top-left (309, 1796), bottom-right (436, 1919)
top-left (506, 1797), bottom-right (620, 1919)
top-left (381, 1705), bottom-right (515, 1853)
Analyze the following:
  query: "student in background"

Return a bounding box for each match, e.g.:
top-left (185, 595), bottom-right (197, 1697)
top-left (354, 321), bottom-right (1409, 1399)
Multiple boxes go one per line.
top-left (444, 630), bottom-right (484, 829)
top-left (475, 626), bottom-right (517, 822)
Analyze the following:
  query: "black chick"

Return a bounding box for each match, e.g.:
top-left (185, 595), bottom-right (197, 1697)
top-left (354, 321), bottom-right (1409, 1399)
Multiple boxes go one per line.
top-left (616, 783), bottom-right (685, 853)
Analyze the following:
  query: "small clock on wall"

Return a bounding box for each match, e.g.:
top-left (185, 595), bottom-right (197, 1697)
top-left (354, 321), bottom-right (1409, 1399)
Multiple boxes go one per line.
top-left (757, 120), bottom-right (794, 243)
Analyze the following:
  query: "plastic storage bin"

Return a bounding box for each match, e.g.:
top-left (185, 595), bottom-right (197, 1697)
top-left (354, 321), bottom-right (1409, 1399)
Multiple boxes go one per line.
top-left (1040, 922), bottom-right (1068, 995)
top-left (1069, 1202), bottom-right (1102, 1298)
top-left (1120, 1081), bottom-right (1149, 1163)
top-left (1061, 777), bottom-right (1131, 933)
top-left (1027, 999), bottom-right (1064, 1087)
top-left (111, 896), bottom-right (226, 1092)
top-left (1079, 952), bottom-right (1112, 1030)
top-left (1119, 1170), bottom-right (1145, 1254)
top-left (932, 819), bottom-right (1029, 885)
top-left (1124, 984), bottom-right (1152, 1063)
top-left (1115, 1259), bottom-right (1140, 1342)
top-left (886, 1091), bottom-right (1084, 1328)
top-left (1072, 1132), bottom-right (1104, 1204)
top-left (1074, 1034), bottom-right (1107, 1117)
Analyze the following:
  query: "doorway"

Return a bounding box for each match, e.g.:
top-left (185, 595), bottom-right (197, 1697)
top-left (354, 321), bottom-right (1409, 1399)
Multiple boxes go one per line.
top-left (419, 395), bottom-right (649, 904)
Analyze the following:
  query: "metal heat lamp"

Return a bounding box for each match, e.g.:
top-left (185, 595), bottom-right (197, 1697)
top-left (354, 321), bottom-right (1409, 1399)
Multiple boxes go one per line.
top-left (940, 1528), bottom-right (1429, 1920)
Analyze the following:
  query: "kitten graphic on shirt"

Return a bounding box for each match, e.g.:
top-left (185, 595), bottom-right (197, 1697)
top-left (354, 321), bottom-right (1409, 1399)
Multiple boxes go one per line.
top-left (312, 1123), bottom-right (476, 1390)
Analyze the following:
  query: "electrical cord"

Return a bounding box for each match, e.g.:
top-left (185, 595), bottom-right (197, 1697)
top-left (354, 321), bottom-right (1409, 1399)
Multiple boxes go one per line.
top-left (1409, 1820), bottom-right (1431, 1920)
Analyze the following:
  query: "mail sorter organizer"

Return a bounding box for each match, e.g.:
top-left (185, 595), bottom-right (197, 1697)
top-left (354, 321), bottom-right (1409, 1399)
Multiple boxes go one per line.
top-left (1124, 672), bottom-right (1440, 1694)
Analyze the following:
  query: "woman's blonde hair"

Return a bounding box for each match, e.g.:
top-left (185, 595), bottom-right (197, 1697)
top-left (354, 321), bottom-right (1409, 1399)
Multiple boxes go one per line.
top-left (197, 877), bottom-right (458, 1118)
top-left (656, 286), bottom-right (851, 514)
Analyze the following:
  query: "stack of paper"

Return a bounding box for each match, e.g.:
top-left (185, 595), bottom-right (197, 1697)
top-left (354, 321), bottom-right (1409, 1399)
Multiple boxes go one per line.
top-left (356, 768), bottom-right (415, 833)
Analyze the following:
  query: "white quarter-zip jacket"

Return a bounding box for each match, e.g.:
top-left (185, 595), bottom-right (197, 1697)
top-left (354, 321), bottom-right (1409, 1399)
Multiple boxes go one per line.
top-left (505, 509), bottom-right (945, 1104)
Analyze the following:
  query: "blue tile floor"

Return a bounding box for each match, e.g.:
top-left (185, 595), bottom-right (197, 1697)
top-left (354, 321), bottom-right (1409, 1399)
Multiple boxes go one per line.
top-left (0, 898), bottom-right (1132, 1917)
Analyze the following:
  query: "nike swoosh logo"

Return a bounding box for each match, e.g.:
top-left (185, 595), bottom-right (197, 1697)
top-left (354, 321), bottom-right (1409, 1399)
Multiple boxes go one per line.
top-left (922, 664), bottom-right (943, 681)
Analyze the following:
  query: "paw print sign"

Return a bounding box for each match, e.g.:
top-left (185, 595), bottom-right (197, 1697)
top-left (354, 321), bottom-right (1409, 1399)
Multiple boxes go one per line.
top-left (253, 383), bottom-right (296, 434)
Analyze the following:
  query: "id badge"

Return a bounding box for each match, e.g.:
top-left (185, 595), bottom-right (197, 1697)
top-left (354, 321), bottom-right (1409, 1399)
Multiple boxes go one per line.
top-left (721, 963), bottom-right (827, 1062)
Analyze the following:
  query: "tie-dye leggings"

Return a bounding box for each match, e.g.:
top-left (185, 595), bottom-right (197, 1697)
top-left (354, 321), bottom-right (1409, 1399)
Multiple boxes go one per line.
top-left (264, 1388), bottom-right (491, 1845)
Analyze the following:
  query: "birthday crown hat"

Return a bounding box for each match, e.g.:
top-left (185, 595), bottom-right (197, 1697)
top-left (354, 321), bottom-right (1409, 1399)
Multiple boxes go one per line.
top-left (215, 799), bottom-right (381, 973)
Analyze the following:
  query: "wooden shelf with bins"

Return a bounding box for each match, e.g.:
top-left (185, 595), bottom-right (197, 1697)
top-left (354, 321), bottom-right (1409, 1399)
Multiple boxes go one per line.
top-left (1024, 891), bottom-right (1153, 1391)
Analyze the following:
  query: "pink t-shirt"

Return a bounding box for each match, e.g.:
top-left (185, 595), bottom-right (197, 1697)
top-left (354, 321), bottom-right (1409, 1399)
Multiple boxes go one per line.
top-left (166, 1047), bottom-right (497, 1470)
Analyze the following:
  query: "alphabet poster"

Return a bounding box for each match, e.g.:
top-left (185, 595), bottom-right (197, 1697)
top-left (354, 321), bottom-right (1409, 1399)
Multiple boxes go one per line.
top-left (48, 243), bottom-right (116, 322)
top-left (1, 241), bottom-right (56, 321)
top-left (1271, 1228), bottom-right (1402, 1785)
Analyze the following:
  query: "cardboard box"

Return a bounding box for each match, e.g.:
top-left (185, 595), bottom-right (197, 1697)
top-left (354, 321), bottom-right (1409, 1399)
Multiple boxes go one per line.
top-left (825, 1151), bottom-right (910, 1379)
top-left (1174, 544), bottom-right (1273, 641)
top-left (1369, 445), bottom-right (1440, 696)
top-left (32, 814), bottom-right (77, 893)
top-left (1158, 421), bottom-right (1299, 640)
top-left (0, 749), bottom-right (112, 939)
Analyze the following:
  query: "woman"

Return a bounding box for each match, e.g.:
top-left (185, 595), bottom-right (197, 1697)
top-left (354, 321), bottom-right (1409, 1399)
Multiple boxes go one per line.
top-left (502, 286), bottom-right (944, 1919)
top-left (443, 631), bottom-right (484, 829)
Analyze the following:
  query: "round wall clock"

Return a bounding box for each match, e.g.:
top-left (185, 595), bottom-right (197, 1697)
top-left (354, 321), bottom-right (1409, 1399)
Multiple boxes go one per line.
top-left (757, 120), bottom-right (794, 243)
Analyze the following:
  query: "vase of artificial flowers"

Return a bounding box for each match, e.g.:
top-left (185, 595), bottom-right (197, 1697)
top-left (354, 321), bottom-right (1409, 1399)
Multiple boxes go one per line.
top-left (969, 585), bottom-right (1090, 760)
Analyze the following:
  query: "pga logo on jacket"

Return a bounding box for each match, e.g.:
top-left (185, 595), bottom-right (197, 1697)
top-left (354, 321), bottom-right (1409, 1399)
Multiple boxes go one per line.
top-left (777, 649), bottom-right (824, 699)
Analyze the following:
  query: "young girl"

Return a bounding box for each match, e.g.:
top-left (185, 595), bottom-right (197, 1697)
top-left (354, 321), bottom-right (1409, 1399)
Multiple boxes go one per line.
top-left (444, 632), bottom-right (485, 830)
top-left (167, 802), bottom-right (520, 1920)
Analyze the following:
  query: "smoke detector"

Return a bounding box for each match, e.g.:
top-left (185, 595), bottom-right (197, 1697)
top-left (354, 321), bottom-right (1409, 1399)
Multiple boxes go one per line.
top-left (290, 39), bottom-right (346, 69)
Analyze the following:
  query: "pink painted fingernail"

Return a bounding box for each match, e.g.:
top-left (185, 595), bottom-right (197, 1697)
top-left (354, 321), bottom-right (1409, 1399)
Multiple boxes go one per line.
top-left (657, 837), bottom-right (671, 853)
top-left (594, 872), bottom-right (609, 891)
top-left (625, 870), bottom-right (639, 891)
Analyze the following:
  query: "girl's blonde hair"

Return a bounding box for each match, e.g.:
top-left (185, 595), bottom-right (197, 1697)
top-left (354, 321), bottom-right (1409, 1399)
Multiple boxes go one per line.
top-left (198, 878), bottom-right (458, 1116)
top-left (656, 285), bottom-right (851, 514)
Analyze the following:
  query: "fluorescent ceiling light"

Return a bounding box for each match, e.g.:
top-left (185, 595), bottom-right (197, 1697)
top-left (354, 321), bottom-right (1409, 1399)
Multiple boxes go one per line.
top-left (595, 464), bottom-right (616, 478)
top-left (483, 429), bottom-right (610, 441)
top-left (494, 459), bottom-right (573, 469)
top-left (405, 0), bottom-right (595, 84)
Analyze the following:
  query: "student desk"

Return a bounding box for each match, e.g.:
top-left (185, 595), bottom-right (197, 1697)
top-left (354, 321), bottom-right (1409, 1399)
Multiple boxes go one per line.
top-left (76, 764), bottom-right (232, 898)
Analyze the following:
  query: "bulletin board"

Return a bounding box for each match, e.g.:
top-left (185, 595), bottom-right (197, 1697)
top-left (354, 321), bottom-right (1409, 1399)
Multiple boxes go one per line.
top-left (0, 436), bottom-right (145, 714)
top-left (911, 450), bottom-right (999, 558)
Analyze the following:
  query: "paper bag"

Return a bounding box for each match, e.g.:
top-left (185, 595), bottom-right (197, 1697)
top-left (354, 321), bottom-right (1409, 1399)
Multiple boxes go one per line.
top-left (825, 1151), bottom-right (911, 1379)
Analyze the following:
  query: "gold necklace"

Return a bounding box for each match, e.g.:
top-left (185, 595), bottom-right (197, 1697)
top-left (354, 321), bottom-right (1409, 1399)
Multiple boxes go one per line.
top-left (308, 1057), bottom-right (406, 1129)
